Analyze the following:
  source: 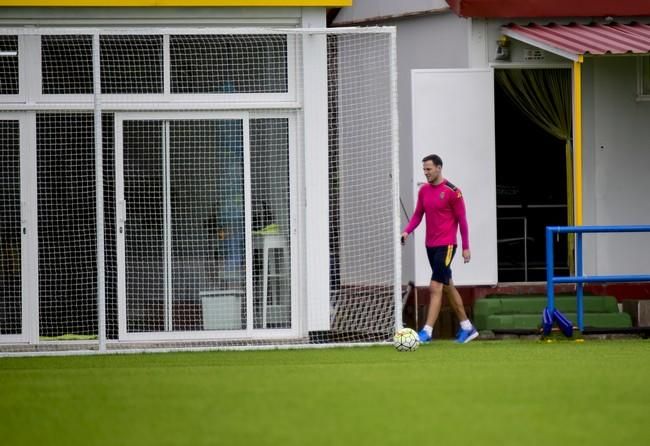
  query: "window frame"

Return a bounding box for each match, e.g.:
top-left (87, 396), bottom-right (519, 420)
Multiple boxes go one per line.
top-left (113, 110), bottom-right (300, 341)
top-left (0, 35), bottom-right (26, 103)
top-left (0, 29), bottom-right (298, 108)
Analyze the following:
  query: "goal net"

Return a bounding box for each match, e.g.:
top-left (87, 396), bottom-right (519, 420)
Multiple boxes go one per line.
top-left (0, 27), bottom-right (399, 354)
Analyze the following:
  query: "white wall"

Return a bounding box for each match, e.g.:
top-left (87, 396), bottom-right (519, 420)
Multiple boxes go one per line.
top-left (329, 12), bottom-right (650, 284)
top-left (333, 0), bottom-right (448, 24)
top-left (334, 12), bottom-right (469, 284)
top-left (368, 13), bottom-right (469, 283)
top-left (582, 56), bottom-right (650, 275)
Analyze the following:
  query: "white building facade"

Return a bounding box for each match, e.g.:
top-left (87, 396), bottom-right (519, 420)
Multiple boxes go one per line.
top-left (0, 2), bottom-right (401, 351)
top-left (334, 1), bottom-right (650, 288)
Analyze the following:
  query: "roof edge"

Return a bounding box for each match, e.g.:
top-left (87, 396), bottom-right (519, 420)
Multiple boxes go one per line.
top-left (502, 26), bottom-right (579, 61)
top-left (447, 0), bottom-right (650, 19)
top-left (331, 7), bottom-right (450, 27)
top-left (503, 22), bottom-right (650, 59)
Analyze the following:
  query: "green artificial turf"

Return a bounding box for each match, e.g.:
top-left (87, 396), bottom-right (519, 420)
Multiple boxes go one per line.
top-left (1, 340), bottom-right (648, 446)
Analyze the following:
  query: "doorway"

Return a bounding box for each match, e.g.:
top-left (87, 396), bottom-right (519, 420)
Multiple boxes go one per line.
top-left (494, 69), bottom-right (571, 282)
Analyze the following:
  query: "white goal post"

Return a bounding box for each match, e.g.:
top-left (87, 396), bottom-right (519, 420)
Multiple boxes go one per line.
top-left (0, 26), bottom-right (400, 355)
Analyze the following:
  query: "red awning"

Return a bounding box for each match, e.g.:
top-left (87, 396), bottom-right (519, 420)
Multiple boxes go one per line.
top-left (502, 22), bottom-right (650, 60)
top-left (446, 0), bottom-right (650, 18)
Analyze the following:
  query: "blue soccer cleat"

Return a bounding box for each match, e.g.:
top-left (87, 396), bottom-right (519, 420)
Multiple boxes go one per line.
top-left (456, 327), bottom-right (479, 344)
top-left (417, 329), bottom-right (432, 343)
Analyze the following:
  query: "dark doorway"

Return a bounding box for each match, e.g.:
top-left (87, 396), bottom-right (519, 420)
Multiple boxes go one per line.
top-left (494, 72), bottom-right (570, 282)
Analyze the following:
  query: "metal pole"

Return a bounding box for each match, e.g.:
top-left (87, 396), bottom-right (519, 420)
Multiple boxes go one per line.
top-left (92, 34), bottom-right (106, 352)
top-left (164, 122), bottom-right (172, 332)
top-left (523, 217), bottom-right (528, 282)
top-left (414, 286), bottom-right (418, 330)
top-left (576, 232), bottom-right (584, 331)
top-left (389, 27), bottom-right (402, 332)
top-left (546, 227), bottom-right (555, 313)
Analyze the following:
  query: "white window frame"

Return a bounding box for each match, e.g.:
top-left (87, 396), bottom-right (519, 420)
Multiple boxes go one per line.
top-left (0, 112), bottom-right (38, 345)
top-left (114, 111), bottom-right (300, 343)
top-left (0, 28), bottom-right (300, 110)
top-left (0, 35), bottom-right (26, 103)
top-left (249, 110), bottom-right (302, 337)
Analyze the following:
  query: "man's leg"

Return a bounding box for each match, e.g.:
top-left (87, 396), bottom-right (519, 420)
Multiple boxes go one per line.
top-left (418, 280), bottom-right (443, 342)
top-left (425, 280), bottom-right (444, 328)
top-left (443, 280), bottom-right (469, 321)
top-left (444, 279), bottom-right (478, 343)
top-left (420, 246), bottom-right (455, 342)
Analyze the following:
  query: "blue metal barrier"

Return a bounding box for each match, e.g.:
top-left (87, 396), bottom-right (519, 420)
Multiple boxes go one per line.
top-left (546, 225), bottom-right (650, 331)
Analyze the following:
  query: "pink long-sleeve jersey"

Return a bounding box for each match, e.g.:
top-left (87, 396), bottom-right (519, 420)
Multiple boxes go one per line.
top-left (403, 180), bottom-right (470, 250)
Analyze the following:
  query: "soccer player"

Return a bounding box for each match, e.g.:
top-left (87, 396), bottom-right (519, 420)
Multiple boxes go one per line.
top-left (400, 154), bottom-right (478, 344)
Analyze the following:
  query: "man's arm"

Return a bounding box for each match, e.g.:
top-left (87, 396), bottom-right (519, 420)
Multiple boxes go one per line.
top-left (451, 190), bottom-right (470, 262)
top-left (401, 189), bottom-right (425, 244)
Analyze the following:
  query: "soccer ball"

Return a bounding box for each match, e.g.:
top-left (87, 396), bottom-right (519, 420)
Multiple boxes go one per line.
top-left (393, 328), bottom-right (420, 352)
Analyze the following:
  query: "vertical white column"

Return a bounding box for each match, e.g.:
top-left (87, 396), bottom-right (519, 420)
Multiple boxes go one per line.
top-left (242, 116), bottom-right (253, 332)
top-left (21, 36), bottom-right (40, 344)
top-left (114, 117), bottom-right (127, 340)
top-left (388, 28), bottom-right (402, 332)
top-left (21, 112), bottom-right (39, 344)
top-left (92, 34), bottom-right (106, 352)
top-left (163, 122), bottom-right (172, 332)
top-left (301, 9), bottom-right (330, 331)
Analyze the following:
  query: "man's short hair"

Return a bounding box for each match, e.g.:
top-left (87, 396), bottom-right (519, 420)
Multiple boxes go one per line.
top-left (422, 154), bottom-right (443, 167)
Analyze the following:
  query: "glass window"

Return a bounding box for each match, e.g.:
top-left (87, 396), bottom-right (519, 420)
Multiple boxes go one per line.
top-left (42, 35), bottom-right (94, 95)
top-left (42, 35), bottom-right (164, 95)
top-left (100, 35), bottom-right (163, 94)
top-left (0, 36), bottom-right (19, 95)
top-left (250, 118), bottom-right (291, 328)
top-left (0, 120), bottom-right (22, 334)
top-left (170, 35), bottom-right (288, 94)
top-left (36, 113), bottom-right (98, 336)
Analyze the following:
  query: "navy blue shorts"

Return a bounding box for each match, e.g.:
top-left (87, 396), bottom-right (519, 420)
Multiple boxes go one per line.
top-left (426, 245), bottom-right (457, 285)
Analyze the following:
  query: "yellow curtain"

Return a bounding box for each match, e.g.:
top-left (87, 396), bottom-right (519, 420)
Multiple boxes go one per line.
top-left (495, 69), bottom-right (574, 274)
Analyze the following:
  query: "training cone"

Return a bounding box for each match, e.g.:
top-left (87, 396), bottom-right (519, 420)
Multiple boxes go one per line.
top-left (552, 309), bottom-right (574, 338)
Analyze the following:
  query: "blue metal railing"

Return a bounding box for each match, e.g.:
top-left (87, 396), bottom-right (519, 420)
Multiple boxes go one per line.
top-left (546, 225), bottom-right (650, 331)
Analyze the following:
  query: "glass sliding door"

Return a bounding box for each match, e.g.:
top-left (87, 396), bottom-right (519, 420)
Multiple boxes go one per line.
top-left (250, 118), bottom-right (291, 329)
top-left (169, 119), bottom-right (246, 332)
top-left (121, 120), bottom-right (166, 333)
top-left (117, 115), bottom-right (250, 339)
top-left (0, 118), bottom-right (23, 340)
top-left (116, 113), bottom-right (294, 340)
top-left (37, 113), bottom-right (98, 339)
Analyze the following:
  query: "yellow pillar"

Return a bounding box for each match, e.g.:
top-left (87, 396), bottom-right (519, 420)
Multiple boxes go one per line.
top-left (566, 55), bottom-right (584, 275)
top-left (573, 56), bottom-right (583, 226)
